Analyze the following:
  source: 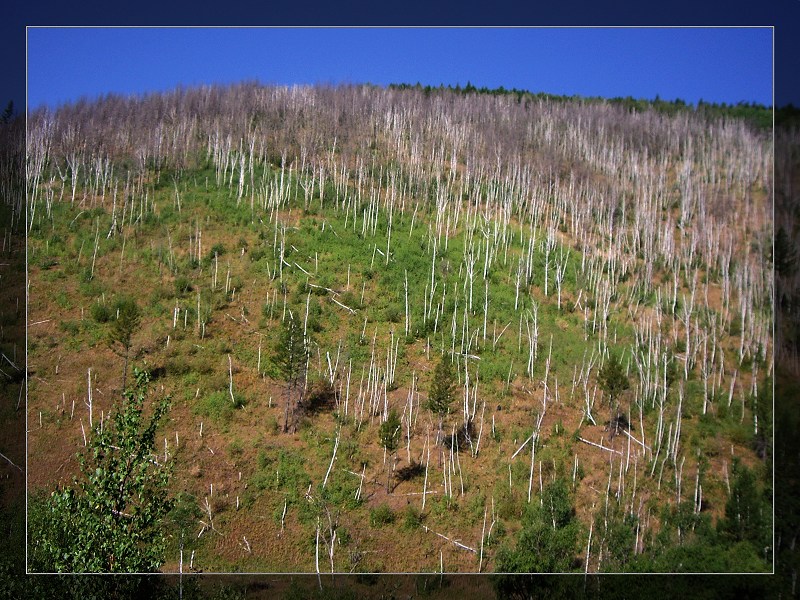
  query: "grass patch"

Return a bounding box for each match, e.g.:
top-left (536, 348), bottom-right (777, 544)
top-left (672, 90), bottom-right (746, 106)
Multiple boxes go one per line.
top-left (193, 390), bottom-right (246, 425)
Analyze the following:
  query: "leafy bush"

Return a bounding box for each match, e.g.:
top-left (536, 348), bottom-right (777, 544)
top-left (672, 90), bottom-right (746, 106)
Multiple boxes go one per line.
top-left (59, 320), bottom-right (80, 336)
top-left (174, 275), bottom-right (193, 295)
top-left (369, 504), bottom-right (395, 527)
top-left (28, 368), bottom-right (173, 572)
top-left (165, 491), bottom-right (204, 555)
top-left (319, 470), bottom-right (361, 511)
top-left (90, 302), bottom-right (111, 323)
top-left (55, 290), bottom-right (72, 309)
top-left (401, 505), bottom-right (422, 531)
top-left (228, 437), bottom-right (245, 458)
top-left (38, 255), bottom-right (58, 270)
top-left (494, 478), bottom-right (582, 573)
top-left (383, 303), bottom-right (402, 323)
top-left (256, 450), bottom-right (311, 499)
top-left (340, 290), bottom-right (362, 310)
top-left (165, 356), bottom-right (192, 376)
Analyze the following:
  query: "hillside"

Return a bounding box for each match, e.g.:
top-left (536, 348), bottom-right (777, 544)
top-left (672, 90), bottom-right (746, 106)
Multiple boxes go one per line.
top-left (24, 83), bottom-right (773, 573)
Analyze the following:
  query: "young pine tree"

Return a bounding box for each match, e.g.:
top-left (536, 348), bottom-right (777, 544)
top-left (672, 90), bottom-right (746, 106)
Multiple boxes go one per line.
top-left (108, 296), bottom-right (141, 393)
top-left (379, 409), bottom-right (402, 493)
top-left (598, 352), bottom-right (630, 434)
top-left (427, 355), bottom-right (456, 444)
top-left (274, 312), bottom-right (308, 433)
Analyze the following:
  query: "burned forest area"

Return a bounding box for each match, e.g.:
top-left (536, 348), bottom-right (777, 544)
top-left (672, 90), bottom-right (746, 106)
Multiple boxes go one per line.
top-left (23, 83), bottom-right (774, 574)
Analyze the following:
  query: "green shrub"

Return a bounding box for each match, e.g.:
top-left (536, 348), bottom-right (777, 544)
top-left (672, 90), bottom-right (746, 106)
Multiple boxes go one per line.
top-left (59, 320), bottom-right (80, 336)
top-left (401, 505), bottom-right (422, 531)
top-left (384, 303), bottom-right (402, 323)
top-left (485, 519), bottom-right (506, 548)
top-left (228, 437), bottom-right (245, 458)
top-left (28, 369), bottom-right (172, 572)
top-left (209, 242), bottom-right (226, 258)
top-left (340, 290), bottom-right (362, 310)
top-left (336, 528), bottom-right (352, 546)
top-left (39, 256), bottom-right (58, 270)
top-left (165, 356), bottom-right (192, 376)
top-left (79, 277), bottom-right (105, 298)
top-left (174, 275), bottom-right (192, 295)
top-left (319, 469), bottom-right (361, 511)
top-left (257, 449), bottom-right (270, 470)
top-left (90, 302), bottom-right (111, 323)
top-left (250, 248), bottom-right (267, 262)
top-left (729, 316), bottom-right (743, 337)
top-left (369, 504), bottom-right (395, 527)
top-left (495, 478), bottom-right (582, 573)
top-left (55, 291), bottom-right (72, 309)
top-left (149, 285), bottom-right (172, 305)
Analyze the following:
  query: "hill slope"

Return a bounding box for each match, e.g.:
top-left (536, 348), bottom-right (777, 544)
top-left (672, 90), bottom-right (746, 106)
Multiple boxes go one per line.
top-left (25, 83), bottom-right (773, 573)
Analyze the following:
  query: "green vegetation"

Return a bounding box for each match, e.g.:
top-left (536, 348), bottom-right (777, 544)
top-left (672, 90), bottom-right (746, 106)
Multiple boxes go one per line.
top-left (274, 312), bottom-right (309, 434)
top-left (378, 409), bottom-right (401, 492)
top-left (495, 479), bottom-right (582, 573)
top-left (194, 389), bottom-right (246, 425)
top-left (28, 368), bottom-right (173, 572)
top-left (427, 356), bottom-right (457, 442)
top-left (597, 351), bottom-right (630, 430)
top-left (369, 504), bottom-right (395, 528)
top-left (107, 296), bottom-right (142, 390)
top-left (24, 81), bottom-right (772, 574)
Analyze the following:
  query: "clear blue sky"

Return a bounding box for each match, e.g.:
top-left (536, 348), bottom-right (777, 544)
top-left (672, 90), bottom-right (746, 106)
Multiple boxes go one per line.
top-left (27, 27), bottom-right (773, 110)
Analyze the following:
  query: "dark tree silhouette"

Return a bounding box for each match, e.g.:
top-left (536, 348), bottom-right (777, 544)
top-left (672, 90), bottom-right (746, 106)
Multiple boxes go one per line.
top-left (495, 478), bottom-right (582, 574)
top-left (775, 227), bottom-right (797, 277)
top-left (0, 101), bottom-right (13, 124)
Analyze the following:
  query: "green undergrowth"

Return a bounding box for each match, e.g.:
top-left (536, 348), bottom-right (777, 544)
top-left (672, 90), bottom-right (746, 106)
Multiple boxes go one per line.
top-left (26, 160), bottom-right (772, 574)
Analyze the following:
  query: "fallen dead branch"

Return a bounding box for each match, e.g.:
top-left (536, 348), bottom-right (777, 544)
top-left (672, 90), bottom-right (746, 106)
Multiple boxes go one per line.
top-left (578, 436), bottom-right (622, 455)
top-left (421, 525), bottom-right (477, 553)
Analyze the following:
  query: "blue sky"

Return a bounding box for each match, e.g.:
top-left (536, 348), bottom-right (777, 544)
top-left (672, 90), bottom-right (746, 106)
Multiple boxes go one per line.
top-left (27, 27), bottom-right (773, 110)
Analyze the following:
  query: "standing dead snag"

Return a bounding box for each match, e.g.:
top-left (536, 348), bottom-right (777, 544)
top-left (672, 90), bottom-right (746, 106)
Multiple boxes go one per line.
top-left (227, 354), bottom-right (235, 405)
top-left (274, 311), bottom-right (309, 433)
